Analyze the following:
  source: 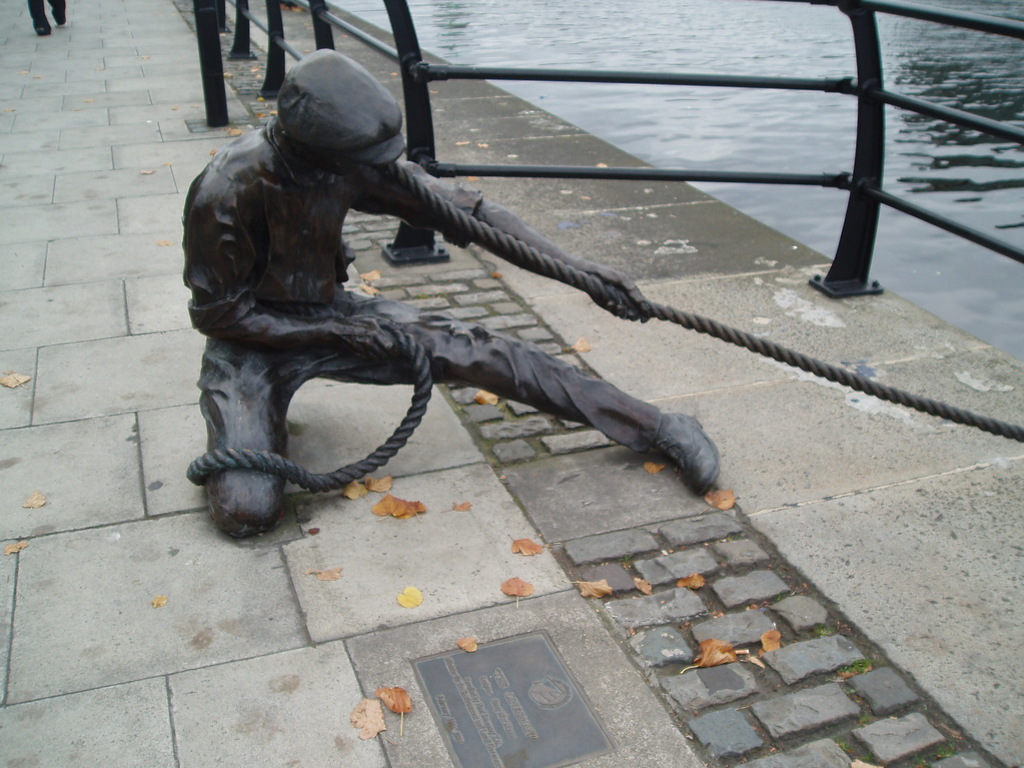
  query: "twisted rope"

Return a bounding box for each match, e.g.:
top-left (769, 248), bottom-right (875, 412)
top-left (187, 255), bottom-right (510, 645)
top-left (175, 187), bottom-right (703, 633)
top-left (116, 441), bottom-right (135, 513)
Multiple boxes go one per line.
top-left (186, 330), bottom-right (434, 490)
top-left (389, 161), bottom-right (1024, 443)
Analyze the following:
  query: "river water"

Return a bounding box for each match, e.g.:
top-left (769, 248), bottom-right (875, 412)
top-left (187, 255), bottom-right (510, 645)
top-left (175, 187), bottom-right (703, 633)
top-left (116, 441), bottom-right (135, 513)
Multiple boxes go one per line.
top-left (335, 0), bottom-right (1024, 360)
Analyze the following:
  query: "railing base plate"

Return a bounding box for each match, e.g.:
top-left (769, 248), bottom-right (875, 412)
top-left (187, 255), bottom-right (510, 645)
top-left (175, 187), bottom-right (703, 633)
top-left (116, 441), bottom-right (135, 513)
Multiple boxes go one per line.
top-left (809, 275), bottom-right (883, 298)
top-left (382, 243), bottom-right (450, 266)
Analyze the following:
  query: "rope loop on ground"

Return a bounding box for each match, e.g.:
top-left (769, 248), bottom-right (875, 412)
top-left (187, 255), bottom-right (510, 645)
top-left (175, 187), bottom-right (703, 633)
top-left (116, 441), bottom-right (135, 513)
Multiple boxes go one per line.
top-left (388, 161), bottom-right (1024, 444)
top-left (186, 330), bottom-right (434, 490)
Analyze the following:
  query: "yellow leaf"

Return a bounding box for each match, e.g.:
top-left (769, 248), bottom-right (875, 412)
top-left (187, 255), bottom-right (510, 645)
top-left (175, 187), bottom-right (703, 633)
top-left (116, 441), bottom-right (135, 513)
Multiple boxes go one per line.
top-left (474, 390), bottom-right (499, 406)
top-left (397, 586), bottom-right (423, 608)
top-left (693, 638), bottom-right (737, 668)
top-left (305, 567), bottom-right (342, 582)
top-left (376, 686), bottom-right (412, 714)
top-left (676, 573), bottom-right (705, 590)
top-left (570, 336), bottom-right (592, 353)
top-left (452, 501), bottom-right (473, 512)
top-left (760, 629), bottom-right (782, 655)
top-left (151, 595), bottom-right (168, 608)
top-left (342, 480), bottom-right (369, 499)
top-left (365, 475), bottom-right (393, 493)
top-left (511, 538), bottom-right (544, 556)
top-left (456, 637), bottom-right (478, 652)
top-left (704, 489), bottom-right (736, 510)
top-left (1, 372), bottom-right (31, 388)
top-left (350, 698), bottom-right (386, 739)
top-left (643, 461), bottom-right (666, 474)
top-left (156, 240), bottom-right (174, 247)
top-left (491, 272), bottom-right (503, 279)
top-left (22, 491), bottom-right (46, 509)
top-left (371, 493), bottom-right (426, 519)
top-left (501, 577), bottom-right (534, 598)
top-left (576, 579), bottom-right (612, 598)
top-left (359, 269), bottom-right (382, 282)
top-left (634, 577), bottom-right (653, 595)
top-left (3, 541), bottom-right (29, 556)
top-left (359, 283), bottom-right (380, 296)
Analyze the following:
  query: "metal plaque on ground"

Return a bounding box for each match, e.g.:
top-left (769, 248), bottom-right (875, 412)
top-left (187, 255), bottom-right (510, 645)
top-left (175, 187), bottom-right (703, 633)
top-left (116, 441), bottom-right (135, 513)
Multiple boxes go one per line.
top-left (414, 631), bottom-right (614, 768)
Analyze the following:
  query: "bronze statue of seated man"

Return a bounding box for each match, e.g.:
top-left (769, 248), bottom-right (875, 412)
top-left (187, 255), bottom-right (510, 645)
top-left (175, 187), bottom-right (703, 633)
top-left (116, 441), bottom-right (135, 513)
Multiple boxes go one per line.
top-left (183, 49), bottom-right (719, 537)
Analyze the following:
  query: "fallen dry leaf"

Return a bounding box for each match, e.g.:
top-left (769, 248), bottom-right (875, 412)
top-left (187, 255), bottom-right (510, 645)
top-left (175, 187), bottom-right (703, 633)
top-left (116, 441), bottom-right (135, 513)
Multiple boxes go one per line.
top-left (156, 240), bottom-right (174, 247)
top-left (452, 501), bottom-right (473, 512)
top-left (376, 686), bottom-right (412, 714)
top-left (570, 336), bottom-right (592, 353)
top-left (511, 538), bottom-right (543, 556)
top-left (634, 577), bottom-right (653, 595)
top-left (350, 698), bottom-right (386, 740)
top-left (491, 272), bottom-right (503, 279)
top-left (139, 169), bottom-right (155, 175)
top-left (456, 637), bottom-right (478, 652)
top-left (359, 283), bottom-right (380, 296)
top-left (226, 128), bottom-right (242, 136)
top-left (306, 528), bottom-right (320, 535)
top-left (745, 655), bottom-right (767, 669)
top-left (693, 638), bottom-right (737, 668)
top-left (851, 761), bottom-right (883, 768)
top-left (643, 461), bottom-right (666, 474)
top-left (474, 390), bottom-right (499, 406)
top-left (475, 143), bottom-right (489, 148)
top-left (704, 489), bottom-right (736, 510)
top-left (397, 586), bottom-right (423, 608)
top-left (22, 491), bottom-right (46, 509)
top-left (3, 541), bottom-right (29, 556)
top-left (359, 269), bottom-right (382, 282)
top-left (760, 629), bottom-right (782, 655)
top-left (342, 481), bottom-right (369, 500)
top-left (676, 573), bottom-right (705, 590)
top-left (372, 493), bottom-right (426, 519)
top-left (455, 140), bottom-right (471, 146)
top-left (365, 475), bottom-right (393, 493)
top-left (151, 595), bottom-right (168, 608)
top-left (501, 577), bottom-right (535, 598)
top-left (576, 579), bottom-right (613, 598)
top-left (305, 567), bottom-right (342, 582)
top-left (1, 372), bottom-right (31, 388)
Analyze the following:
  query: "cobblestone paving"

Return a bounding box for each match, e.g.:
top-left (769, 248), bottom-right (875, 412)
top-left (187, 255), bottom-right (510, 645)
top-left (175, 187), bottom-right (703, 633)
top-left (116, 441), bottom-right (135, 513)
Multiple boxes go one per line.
top-left (172, 4), bottom-right (1006, 766)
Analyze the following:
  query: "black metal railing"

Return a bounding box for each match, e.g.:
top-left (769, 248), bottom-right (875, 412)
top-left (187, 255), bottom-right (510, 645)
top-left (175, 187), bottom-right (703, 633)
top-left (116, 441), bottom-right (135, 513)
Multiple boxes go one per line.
top-left (193, 0), bottom-right (1024, 288)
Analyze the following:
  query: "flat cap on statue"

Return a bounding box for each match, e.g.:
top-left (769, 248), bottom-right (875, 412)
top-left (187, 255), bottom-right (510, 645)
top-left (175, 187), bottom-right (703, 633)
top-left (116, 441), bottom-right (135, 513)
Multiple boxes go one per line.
top-left (277, 49), bottom-right (405, 165)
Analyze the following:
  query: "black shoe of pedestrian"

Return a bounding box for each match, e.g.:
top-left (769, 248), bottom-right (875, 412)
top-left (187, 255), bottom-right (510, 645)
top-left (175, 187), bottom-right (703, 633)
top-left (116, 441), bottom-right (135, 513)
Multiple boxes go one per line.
top-left (36, 25), bottom-right (51, 35)
top-left (653, 412), bottom-right (721, 495)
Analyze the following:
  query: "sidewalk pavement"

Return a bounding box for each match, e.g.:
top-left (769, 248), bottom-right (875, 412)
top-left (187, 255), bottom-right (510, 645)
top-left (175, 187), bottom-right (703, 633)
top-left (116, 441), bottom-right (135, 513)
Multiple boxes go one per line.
top-left (1, 0), bottom-right (1022, 766)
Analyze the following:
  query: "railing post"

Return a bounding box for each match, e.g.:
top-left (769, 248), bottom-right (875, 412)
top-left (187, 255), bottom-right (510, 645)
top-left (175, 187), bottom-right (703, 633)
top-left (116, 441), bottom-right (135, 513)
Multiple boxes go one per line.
top-left (260, 0), bottom-right (287, 98)
top-left (309, 0), bottom-right (335, 51)
top-left (228, 0), bottom-right (257, 60)
top-left (193, 0), bottom-right (229, 127)
top-left (215, 0), bottom-right (227, 32)
top-left (380, 0), bottom-right (449, 265)
top-left (810, 0), bottom-right (884, 298)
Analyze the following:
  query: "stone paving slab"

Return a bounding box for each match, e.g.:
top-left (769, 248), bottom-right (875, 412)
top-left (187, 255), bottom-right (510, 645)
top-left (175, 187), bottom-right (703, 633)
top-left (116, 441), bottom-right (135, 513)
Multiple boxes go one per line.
top-left (170, 642), bottom-right (387, 768)
top-left (1, 145), bottom-right (114, 177)
top-left (53, 165), bottom-right (177, 203)
top-left (0, 173), bottom-right (56, 207)
top-left (33, 329), bottom-right (205, 423)
top-left (0, 198), bottom-right (117, 245)
top-left (0, 241), bottom-right (46, 290)
top-left (750, 683), bottom-right (860, 740)
top-left (0, 414), bottom-right (144, 538)
top-left (6, 513), bottom-right (306, 702)
top-left (0, 550), bottom-right (14, 696)
top-left (854, 712), bottom-right (945, 764)
top-left (0, 280), bottom-right (126, 350)
top-left (45, 233), bottom-right (184, 284)
top-left (126, 273), bottom-right (192, 334)
top-left (0, 347), bottom-right (36, 429)
top-left (502, 446), bottom-right (708, 541)
top-left (0, 678), bottom-right (176, 767)
top-left (753, 460), bottom-right (1024, 766)
top-left (345, 590), bottom-right (704, 768)
top-left (117, 191), bottom-right (186, 234)
top-left (284, 463), bottom-right (568, 641)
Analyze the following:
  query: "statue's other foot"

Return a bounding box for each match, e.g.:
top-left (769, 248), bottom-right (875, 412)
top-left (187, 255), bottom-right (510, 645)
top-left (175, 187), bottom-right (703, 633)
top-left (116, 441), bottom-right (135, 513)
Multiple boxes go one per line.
top-left (653, 412), bottom-right (720, 495)
top-left (207, 470), bottom-right (285, 537)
